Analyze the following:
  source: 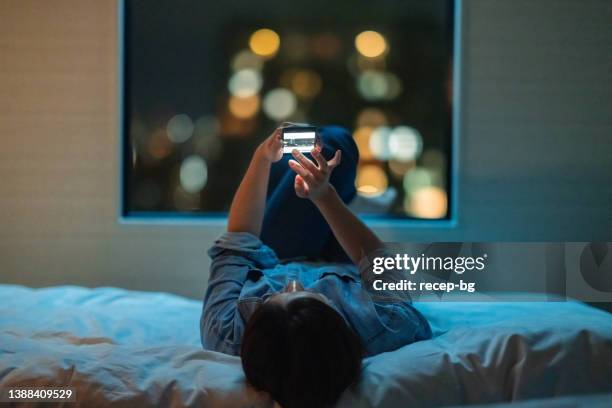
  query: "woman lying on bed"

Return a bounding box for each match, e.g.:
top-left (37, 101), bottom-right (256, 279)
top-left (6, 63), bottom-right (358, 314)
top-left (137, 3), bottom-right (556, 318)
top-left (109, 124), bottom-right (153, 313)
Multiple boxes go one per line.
top-left (200, 125), bottom-right (432, 408)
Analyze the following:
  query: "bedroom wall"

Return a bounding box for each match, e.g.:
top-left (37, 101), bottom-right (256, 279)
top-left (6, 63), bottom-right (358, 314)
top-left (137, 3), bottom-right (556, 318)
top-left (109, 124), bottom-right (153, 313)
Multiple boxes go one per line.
top-left (1, 0), bottom-right (611, 299)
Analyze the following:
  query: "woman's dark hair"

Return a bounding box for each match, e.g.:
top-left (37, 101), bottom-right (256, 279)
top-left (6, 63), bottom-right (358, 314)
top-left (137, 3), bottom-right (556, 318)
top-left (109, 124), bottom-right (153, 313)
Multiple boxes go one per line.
top-left (241, 297), bottom-right (363, 408)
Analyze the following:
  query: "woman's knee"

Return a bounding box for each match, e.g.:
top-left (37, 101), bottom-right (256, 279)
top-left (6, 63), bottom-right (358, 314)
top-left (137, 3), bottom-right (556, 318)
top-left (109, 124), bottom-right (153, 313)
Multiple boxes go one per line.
top-left (319, 126), bottom-right (359, 171)
top-left (319, 126), bottom-right (358, 202)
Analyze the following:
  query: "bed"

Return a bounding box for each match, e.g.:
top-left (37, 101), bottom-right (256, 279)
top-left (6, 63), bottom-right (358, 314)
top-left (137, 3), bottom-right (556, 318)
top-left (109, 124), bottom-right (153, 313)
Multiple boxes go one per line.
top-left (1, 284), bottom-right (611, 407)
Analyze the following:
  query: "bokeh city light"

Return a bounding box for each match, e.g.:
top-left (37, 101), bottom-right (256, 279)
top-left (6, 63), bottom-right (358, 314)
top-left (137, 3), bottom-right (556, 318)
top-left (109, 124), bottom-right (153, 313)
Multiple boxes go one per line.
top-left (355, 31), bottom-right (387, 58)
top-left (263, 88), bottom-right (297, 120)
top-left (229, 95), bottom-right (260, 119)
top-left (249, 28), bottom-right (280, 58)
top-left (228, 69), bottom-right (262, 97)
top-left (356, 164), bottom-right (389, 197)
top-left (180, 155), bottom-right (208, 193)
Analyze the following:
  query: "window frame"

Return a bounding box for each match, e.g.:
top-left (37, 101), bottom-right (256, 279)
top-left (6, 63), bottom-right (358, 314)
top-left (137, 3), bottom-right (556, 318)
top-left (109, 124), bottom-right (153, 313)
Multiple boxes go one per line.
top-left (117, 0), bottom-right (462, 228)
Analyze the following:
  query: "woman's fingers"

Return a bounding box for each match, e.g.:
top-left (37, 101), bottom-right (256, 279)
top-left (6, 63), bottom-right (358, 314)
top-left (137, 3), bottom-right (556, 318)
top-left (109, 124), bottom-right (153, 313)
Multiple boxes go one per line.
top-left (291, 149), bottom-right (319, 174)
top-left (328, 150), bottom-right (342, 169)
top-left (294, 175), bottom-right (309, 198)
top-left (267, 128), bottom-right (281, 148)
top-left (266, 128), bottom-right (283, 162)
top-left (310, 148), bottom-right (342, 171)
top-left (288, 160), bottom-right (316, 184)
top-left (311, 148), bottom-right (328, 171)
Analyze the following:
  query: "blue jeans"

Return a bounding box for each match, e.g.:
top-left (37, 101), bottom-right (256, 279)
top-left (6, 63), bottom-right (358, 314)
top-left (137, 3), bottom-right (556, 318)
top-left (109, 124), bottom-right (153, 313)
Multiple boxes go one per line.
top-left (260, 126), bottom-right (359, 263)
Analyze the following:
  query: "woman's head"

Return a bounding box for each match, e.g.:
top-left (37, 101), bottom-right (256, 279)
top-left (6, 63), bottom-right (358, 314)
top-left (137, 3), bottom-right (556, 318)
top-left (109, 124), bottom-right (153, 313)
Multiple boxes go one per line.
top-left (241, 290), bottom-right (363, 408)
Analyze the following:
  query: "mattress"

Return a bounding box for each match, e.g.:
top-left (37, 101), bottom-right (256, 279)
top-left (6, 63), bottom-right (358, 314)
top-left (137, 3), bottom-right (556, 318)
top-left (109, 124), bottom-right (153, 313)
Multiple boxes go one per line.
top-left (1, 284), bottom-right (611, 407)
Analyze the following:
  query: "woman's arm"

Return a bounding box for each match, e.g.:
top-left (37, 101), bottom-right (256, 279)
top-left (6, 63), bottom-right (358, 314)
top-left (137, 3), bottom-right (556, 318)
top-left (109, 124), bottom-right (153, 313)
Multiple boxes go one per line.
top-left (227, 128), bottom-right (283, 236)
top-left (312, 185), bottom-right (382, 264)
top-left (288, 148), bottom-right (382, 264)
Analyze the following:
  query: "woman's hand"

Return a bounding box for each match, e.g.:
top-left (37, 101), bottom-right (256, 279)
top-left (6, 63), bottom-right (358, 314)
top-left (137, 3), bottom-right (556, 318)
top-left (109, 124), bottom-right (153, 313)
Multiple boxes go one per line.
top-left (256, 128), bottom-right (283, 163)
top-left (288, 147), bottom-right (342, 202)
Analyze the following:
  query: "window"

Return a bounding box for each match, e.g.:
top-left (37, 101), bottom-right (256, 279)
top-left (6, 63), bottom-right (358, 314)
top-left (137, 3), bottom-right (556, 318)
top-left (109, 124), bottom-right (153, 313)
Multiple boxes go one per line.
top-left (121, 0), bottom-right (456, 219)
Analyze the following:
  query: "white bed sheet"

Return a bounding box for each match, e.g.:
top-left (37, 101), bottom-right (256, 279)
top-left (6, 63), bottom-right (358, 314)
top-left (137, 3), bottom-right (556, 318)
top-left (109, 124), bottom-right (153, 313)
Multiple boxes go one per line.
top-left (1, 285), bottom-right (611, 407)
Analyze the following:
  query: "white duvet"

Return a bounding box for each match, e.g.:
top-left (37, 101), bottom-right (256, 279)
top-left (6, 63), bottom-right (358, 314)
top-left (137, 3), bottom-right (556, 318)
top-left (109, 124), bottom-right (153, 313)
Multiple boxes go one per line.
top-left (1, 285), bottom-right (611, 407)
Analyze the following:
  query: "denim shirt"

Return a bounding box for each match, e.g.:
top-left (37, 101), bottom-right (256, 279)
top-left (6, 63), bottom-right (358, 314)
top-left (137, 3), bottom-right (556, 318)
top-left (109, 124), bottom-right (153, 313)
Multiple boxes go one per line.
top-left (200, 232), bottom-right (432, 357)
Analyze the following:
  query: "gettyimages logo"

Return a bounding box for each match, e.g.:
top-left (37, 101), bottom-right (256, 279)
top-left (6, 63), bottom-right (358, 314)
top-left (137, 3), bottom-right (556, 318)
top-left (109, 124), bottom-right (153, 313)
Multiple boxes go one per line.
top-left (363, 243), bottom-right (489, 301)
top-left (366, 242), bottom-right (612, 302)
top-left (371, 252), bottom-right (488, 275)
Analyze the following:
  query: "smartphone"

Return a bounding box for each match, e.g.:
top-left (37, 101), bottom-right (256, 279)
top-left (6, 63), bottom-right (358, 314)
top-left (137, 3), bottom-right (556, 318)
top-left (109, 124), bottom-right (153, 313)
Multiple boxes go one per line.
top-left (282, 126), bottom-right (318, 154)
